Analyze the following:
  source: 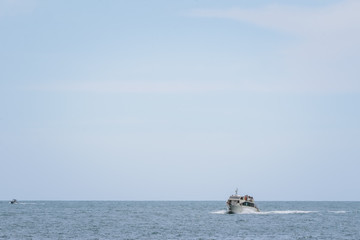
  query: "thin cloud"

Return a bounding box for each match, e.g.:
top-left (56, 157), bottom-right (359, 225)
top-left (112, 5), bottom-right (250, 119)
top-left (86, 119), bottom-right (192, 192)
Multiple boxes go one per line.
top-left (27, 80), bottom-right (342, 95)
top-left (191, 1), bottom-right (360, 38)
top-left (27, 81), bottom-right (240, 94)
top-left (190, 0), bottom-right (360, 93)
top-left (191, 0), bottom-right (360, 58)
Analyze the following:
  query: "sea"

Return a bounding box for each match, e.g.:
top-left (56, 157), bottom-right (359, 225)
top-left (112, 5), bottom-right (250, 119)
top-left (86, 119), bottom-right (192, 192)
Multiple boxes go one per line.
top-left (1, 201), bottom-right (359, 239)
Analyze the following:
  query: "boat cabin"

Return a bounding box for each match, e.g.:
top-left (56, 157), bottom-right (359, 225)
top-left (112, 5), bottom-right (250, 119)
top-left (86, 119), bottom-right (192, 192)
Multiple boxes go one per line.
top-left (227, 194), bottom-right (255, 207)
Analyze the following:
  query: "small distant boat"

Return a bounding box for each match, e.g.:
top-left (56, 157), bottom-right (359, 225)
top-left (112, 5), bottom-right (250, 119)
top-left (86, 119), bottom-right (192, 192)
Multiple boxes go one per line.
top-left (10, 199), bottom-right (18, 204)
top-left (226, 189), bottom-right (259, 213)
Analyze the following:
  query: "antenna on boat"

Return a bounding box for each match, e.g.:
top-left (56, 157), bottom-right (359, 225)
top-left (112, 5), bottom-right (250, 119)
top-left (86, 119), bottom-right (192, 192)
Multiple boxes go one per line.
top-left (235, 188), bottom-right (238, 195)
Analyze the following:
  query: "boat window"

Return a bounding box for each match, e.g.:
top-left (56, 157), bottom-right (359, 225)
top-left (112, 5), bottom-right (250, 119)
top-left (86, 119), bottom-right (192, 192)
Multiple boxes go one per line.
top-left (242, 202), bottom-right (254, 207)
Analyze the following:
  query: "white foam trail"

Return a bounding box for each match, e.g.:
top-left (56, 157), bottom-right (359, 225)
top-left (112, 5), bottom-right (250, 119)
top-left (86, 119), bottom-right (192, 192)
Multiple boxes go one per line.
top-left (255, 210), bottom-right (317, 215)
top-left (210, 210), bottom-right (318, 215)
top-left (241, 208), bottom-right (259, 214)
top-left (211, 210), bottom-right (228, 214)
top-left (328, 210), bottom-right (347, 214)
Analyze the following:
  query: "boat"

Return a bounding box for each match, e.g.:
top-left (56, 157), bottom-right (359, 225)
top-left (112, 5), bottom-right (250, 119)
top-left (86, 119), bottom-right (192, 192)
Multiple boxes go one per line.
top-left (10, 199), bottom-right (18, 204)
top-left (226, 189), bottom-right (259, 213)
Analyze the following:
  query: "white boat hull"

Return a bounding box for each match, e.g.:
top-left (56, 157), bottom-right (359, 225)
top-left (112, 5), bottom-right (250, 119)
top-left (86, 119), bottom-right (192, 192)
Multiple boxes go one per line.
top-left (228, 204), bottom-right (259, 213)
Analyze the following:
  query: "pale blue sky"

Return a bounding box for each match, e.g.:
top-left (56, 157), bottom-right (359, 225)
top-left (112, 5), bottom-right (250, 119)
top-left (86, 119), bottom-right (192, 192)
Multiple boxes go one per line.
top-left (1, 0), bottom-right (359, 201)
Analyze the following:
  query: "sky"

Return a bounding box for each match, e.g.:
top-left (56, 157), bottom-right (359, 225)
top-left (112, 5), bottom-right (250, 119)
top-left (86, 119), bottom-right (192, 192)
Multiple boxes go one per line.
top-left (1, 0), bottom-right (359, 201)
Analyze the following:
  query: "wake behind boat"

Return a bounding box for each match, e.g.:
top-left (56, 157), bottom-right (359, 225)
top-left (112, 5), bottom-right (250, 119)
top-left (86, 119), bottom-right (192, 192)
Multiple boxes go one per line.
top-left (226, 189), bottom-right (259, 213)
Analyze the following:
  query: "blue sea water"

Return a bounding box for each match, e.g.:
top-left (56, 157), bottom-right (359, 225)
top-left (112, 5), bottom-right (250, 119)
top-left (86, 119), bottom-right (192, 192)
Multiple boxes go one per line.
top-left (1, 201), bottom-right (359, 239)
